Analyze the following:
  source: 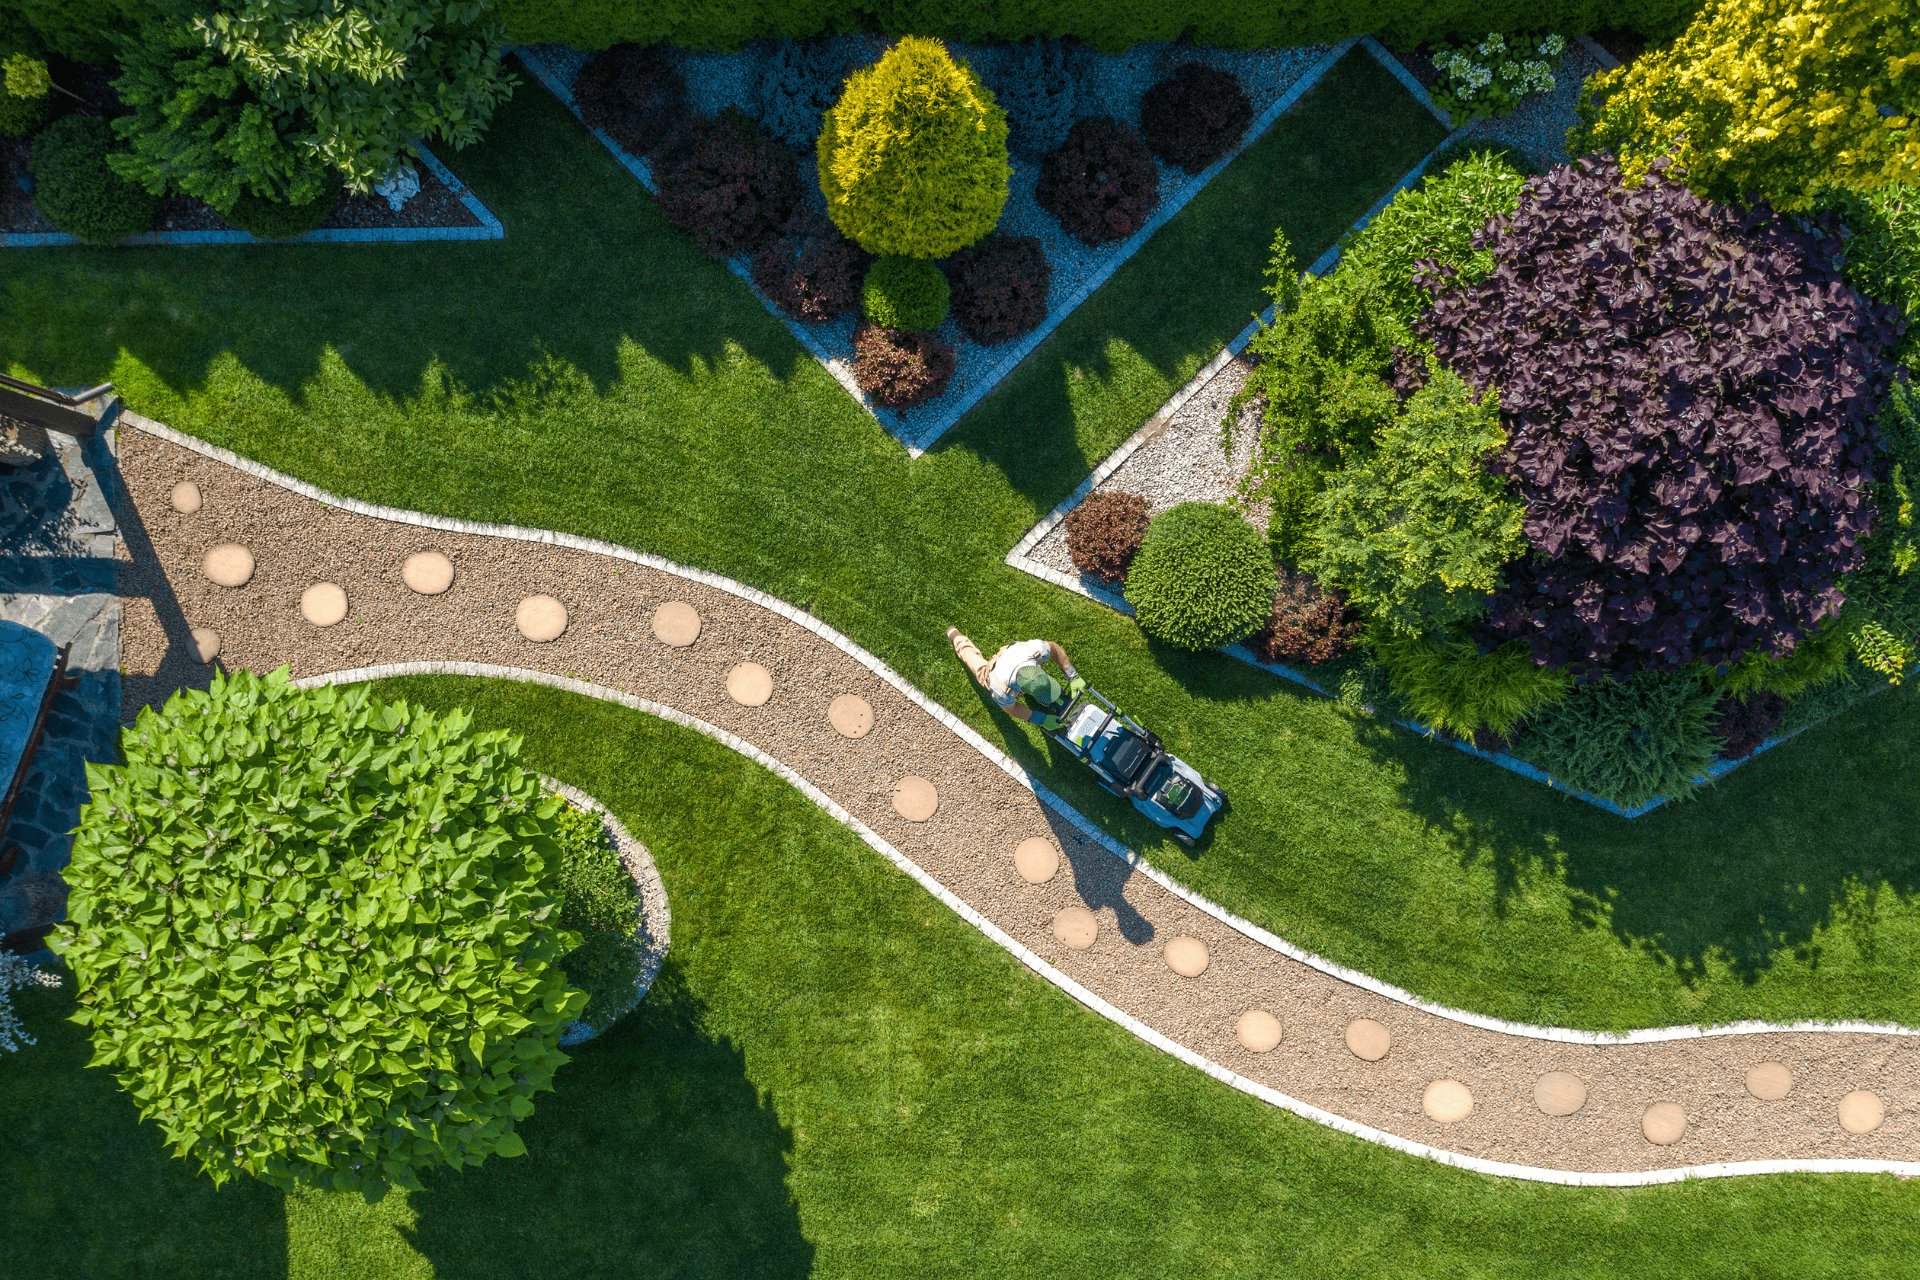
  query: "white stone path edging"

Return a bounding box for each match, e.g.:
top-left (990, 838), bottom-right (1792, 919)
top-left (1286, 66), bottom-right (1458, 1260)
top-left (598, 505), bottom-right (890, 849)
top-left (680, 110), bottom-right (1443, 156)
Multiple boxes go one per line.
top-left (123, 407), bottom-right (1920, 1185)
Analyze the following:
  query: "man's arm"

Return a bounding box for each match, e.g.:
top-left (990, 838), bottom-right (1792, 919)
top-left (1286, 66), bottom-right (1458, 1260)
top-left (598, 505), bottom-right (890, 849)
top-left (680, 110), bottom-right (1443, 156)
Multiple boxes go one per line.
top-left (1047, 641), bottom-right (1076, 677)
top-left (1007, 701), bottom-right (1033, 722)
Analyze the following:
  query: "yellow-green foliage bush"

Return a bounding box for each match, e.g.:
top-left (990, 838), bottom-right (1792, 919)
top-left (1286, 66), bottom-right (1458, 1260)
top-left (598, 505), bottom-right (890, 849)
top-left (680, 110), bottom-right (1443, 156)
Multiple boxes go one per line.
top-left (818, 36), bottom-right (1008, 259)
top-left (1574, 0), bottom-right (1920, 208)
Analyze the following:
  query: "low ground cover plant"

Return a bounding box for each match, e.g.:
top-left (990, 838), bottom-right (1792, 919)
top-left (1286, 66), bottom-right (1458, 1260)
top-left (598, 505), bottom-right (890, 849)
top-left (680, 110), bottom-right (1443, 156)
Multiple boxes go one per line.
top-left (752, 37), bottom-right (850, 150)
top-left (1037, 115), bottom-right (1160, 246)
top-left (945, 233), bottom-right (1051, 344)
top-left (1425, 32), bottom-right (1565, 128)
top-left (1125, 502), bottom-right (1273, 650)
top-left (574, 41), bottom-right (687, 157)
top-left (0, 951), bottom-right (59, 1054)
top-left (30, 114), bottom-right (160, 242)
top-left (851, 322), bottom-right (955, 407)
top-left (862, 255), bottom-right (949, 331)
top-left (551, 800), bottom-right (642, 1035)
top-left (983, 36), bottom-right (1081, 158)
top-left (1138, 61), bottom-right (1251, 174)
top-left (1063, 489), bottom-right (1149, 584)
top-left (653, 109), bottom-right (800, 258)
top-left (52, 669), bottom-right (584, 1200)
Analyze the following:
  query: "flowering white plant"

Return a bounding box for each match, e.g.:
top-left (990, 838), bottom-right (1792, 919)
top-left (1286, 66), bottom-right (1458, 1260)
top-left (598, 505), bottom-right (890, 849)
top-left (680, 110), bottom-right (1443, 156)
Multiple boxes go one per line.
top-left (1429, 33), bottom-right (1567, 126)
top-left (0, 951), bottom-right (60, 1053)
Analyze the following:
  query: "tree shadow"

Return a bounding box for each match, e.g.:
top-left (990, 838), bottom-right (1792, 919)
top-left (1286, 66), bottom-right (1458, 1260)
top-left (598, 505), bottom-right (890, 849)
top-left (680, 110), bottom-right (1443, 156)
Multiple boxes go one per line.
top-left (403, 961), bottom-right (815, 1280)
top-left (0, 973), bottom-right (289, 1280)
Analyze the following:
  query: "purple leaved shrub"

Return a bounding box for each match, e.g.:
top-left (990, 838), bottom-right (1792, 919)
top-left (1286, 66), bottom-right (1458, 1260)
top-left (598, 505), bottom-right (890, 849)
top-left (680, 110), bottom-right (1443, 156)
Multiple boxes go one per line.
top-left (1415, 156), bottom-right (1906, 674)
top-left (653, 110), bottom-right (801, 259)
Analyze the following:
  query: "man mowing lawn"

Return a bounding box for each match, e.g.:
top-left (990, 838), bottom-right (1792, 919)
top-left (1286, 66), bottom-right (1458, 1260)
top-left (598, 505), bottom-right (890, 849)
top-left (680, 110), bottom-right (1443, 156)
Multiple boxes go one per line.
top-left (947, 627), bottom-right (1085, 729)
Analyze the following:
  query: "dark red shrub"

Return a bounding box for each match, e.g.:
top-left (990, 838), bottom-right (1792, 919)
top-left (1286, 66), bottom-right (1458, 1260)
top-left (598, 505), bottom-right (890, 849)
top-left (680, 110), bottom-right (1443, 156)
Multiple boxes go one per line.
top-left (1037, 116), bottom-right (1160, 247)
top-left (751, 215), bottom-right (871, 321)
top-left (945, 234), bottom-right (1051, 345)
top-left (574, 44), bottom-right (688, 158)
top-left (1416, 156), bottom-right (1905, 674)
top-left (1139, 62), bottom-right (1252, 174)
top-left (1063, 490), bottom-right (1149, 584)
top-left (1709, 690), bottom-right (1787, 759)
top-left (653, 110), bottom-right (801, 258)
top-left (1249, 565), bottom-right (1360, 665)
top-left (852, 322), bottom-right (956, 408)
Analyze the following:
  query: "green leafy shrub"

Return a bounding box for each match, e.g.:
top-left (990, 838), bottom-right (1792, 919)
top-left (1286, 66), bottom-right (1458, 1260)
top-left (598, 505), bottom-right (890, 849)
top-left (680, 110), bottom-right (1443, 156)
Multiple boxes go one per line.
top-left (0, 0), bottom-right (130, 63)
top-left (862, 255), bottom-right (950, 331)
top-left (1372, 632), bottom-right (1568, 739)
top-left (551, 800), bottom-right (641, 1035)
top-left (1308, 363), bottom-right (1527, 636)
top-left (1426, 32), bottom-right (1566, 127)
top-left (1843, 382), bottom-right (1920, 679)
top-left (29, 115), bottom-right (161, 243)
top-left (1825, 184), bottom-right (1918, 369)
top-left (1125, 502), bottom-right (1274, 650)
top-left (1710, 617), bottom-right (1852, 697)
top-left (0, 50), bottom-right (49, 137)
top-left (1421, 137), bottom-right (1538, 179)
top-left (818, 35), bottom-right (1009, 259)
top-left (225, 175), bottom-right (341, 240)
top-left (1336, 148), bottom-right (1529, 329)
top-left (52, 669), bottom-right (585, 1199)
top-left (1515, 669), bottom-right (1721, 809)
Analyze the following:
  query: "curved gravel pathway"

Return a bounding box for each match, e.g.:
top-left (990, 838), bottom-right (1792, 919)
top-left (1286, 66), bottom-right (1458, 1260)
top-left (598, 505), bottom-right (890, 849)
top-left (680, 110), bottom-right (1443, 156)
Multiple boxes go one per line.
top-left (111, 409), bottom-right (1920, 1186)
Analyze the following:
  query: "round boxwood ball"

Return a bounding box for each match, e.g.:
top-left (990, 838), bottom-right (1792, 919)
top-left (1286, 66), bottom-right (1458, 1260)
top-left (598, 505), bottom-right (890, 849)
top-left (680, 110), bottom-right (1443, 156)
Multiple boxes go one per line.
top-left (29, 115), bottom-right (161, 244)
top-left (1124, 502), bottom-right (1274, 650)
top-left (223, 176), bottom-right (341, 240)
top-left (862, 255), bottom-right (950, 332)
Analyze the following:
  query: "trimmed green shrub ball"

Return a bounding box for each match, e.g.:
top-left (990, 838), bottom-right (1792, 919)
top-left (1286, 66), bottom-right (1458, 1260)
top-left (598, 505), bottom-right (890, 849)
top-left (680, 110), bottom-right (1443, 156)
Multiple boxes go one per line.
top-left (29, 114), bottom-right (160, 243)
top-left (862, 255), bottom-right (950, 331)
top-left (52, 668), bottom-right (587, 1199)
top-left (223, 175), bottom-right (341, 240)
top-left (1124, 502), bottom-right (1274, 650)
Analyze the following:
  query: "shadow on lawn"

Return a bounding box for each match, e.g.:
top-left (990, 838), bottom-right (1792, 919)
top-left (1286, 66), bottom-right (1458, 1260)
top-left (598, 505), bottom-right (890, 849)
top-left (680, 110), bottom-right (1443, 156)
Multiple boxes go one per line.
top-left (1352, 680), bottom-right (1920, 993)
top-left (404, 963), bottom-right (814, 1280)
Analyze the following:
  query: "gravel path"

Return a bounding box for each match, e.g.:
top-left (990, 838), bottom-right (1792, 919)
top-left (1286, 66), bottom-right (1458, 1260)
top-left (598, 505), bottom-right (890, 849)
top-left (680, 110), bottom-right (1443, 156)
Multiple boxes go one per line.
top-left (110, 415), bottom-right (1920, 1181)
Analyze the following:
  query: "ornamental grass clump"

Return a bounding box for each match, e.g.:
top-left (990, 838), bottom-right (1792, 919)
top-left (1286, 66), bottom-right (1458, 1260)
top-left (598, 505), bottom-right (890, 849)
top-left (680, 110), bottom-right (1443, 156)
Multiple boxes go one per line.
top-left (0, 52), bottom-right (52, 138)
top-left (1063, 490), bottom-right (1150, 584)
top-left (1138, 62), bottom-right (1251, 174)
top-left (1417, 156), bottom-right (1905, 675)
top-left (1125, 502), bottom-right (1274, 650)
top-left (1372, 632), bottom-right (1569, 740)
top-left (818, 36), bottom-right (1009, 259)
top-left (52, 668), bottom-right (586, 1201)
top-left (1516, 668), bottom-right (1721, 810)
top-left (1037, 116), bottom-right (1160, 246)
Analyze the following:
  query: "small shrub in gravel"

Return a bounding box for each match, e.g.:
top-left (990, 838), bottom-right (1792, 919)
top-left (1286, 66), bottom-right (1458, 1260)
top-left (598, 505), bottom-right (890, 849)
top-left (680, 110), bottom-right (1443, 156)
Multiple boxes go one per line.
top-left (30, 115), bottom-right (160, 243)
top-left (750, 219), bottom-right (871, 322)
top-left (0, 53), bottom-right (51, 138)
top-left (653, 109), bottom-right (801, 258)
top-left (985, 37), bottom-right (1082, 158)
top-left (552, 800), bottom-right (642, 1035)
top-left (852, 322), bottom-right (957, 408)
top-left (752, 38), bottom-right (851, 150)
top-left (1709, 689), bottom-right (1787, 760)
top-left (1064, 490), bottom-right (1150, 584)
top-left (1139, 62), bottom-right (1252, 174)
top-left (1125, 502), bottom-right (1274, 651)
top-left (223, 175), bottom-right (341, 240)
top-left (574, 43), bottom-right (688, 158)
top-left (862, 255), bottom-right (950, 332)
top-left (1037, 116), bottom-right (1160, 247)
top-left (1251, 565), bottom-right (1361, 665)
top-left (945, 233), bottom-right (1051, 344)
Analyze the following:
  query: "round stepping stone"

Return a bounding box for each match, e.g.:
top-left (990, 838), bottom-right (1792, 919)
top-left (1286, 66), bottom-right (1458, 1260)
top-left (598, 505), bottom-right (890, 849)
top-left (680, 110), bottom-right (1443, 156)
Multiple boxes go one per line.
top-left (1534, 1071), bottom-right (1588, 1117)
top-left (1423, 1080), bottom-right (1474, 1124)
top-left (828, 694), bottom-right (873, 739)
top-left (1236, 1009), bottom-right (1282, 1053)
top-left (726, 662), bottom-right (773, 707)
top-left (1839, 1090), bottom-right (1885, 1136)
top-left (1746, 1062), bottom-right (1793, 1101)
top-left (1013, 837), bottom-right (1059, 884)
top-left (651, 601), bottom-right (701, 647)
top-left (190, 627), bottom-right (221, 664)
top-left (1641, 1102), bottom-right (1687, 1146)
top-left (1344, 1018), bottom-right (1391, 1062)
top-left (169, 480), bottom-right (202, 514)
top-left (1052, 906), bottom-right (1098, 951)
top-left (202, 543), bottom-right (254, 588)
top-left (300, 582), bottom-right (348, 627)
top-left (401, 551), bottom-right (455, 595)
top-left (891, 775), bottom-right (938, 822)
top-left (517, 595), bottom-right (568, 642)
top-left (1164, 935), bottom-right (1209, 977)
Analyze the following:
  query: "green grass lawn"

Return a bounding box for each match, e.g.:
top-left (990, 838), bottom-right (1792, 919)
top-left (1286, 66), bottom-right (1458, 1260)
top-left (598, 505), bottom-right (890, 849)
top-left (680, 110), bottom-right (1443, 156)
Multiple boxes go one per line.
top-left (5, 42), bottom-right (1919, 1043)
top-left (8, 677), bottom-right (1919, 1280)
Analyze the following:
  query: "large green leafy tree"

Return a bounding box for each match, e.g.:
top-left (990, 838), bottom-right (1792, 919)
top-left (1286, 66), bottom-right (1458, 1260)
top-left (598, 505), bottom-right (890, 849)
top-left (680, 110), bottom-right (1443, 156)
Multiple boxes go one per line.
top-left (111, 0), bottom-right (514, 210)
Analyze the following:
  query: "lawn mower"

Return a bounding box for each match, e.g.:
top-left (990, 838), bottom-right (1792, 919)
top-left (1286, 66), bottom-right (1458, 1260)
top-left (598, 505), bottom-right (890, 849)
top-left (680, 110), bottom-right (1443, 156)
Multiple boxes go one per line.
top-left (1044, 683), bottom-right (1228, 846)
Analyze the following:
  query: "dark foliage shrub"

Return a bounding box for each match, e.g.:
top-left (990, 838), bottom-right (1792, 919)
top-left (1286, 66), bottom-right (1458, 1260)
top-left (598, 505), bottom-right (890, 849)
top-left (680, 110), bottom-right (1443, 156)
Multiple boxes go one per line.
top-left (0, 89), bottom-right (47, 138)
top-left (574, 42), bottom-right (687, 158)
top-left (1515, 667), bottom-right (1721, 809)
top-left (852, 321), bottom-right (956, 407)
top-left (1250, 565), bottom-right (1361, 665)
top-left (1037, 115), bottom-right (1160, 247)
top-left (224, 176), bottom-right (341, 240)
top-left (1063, 490), bottom-right (1149, 584)
top-left (753, 38), bottom-right (851, 150)
top-left (52, 669), bottom-right (583, 1197)
top-left (750, 216), bottom-right (871, 321)
top-left (1372, 632), bottom-right (1568, 739)
top-left (552, 801), bottom-right (641, 1035)
top-left (985, 36), bottom-right (1081, 157)
top-left (945, 233), bottom-right (1050, 344)
top-left (29, 114), bottom-right (159, 243)
top-left (863, 255), bottom-right (950, 331)
top-left (1709, 690), bottom-right (1786, 759)
top-left (1416, 156), bottom-right (1905, 675)
top-left (653, 109), bottom-right (800, 257)
top-left (1138, 61), bottom-right (1251, 174)
top-left (1125, 502), bottom-right (1274, 650)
